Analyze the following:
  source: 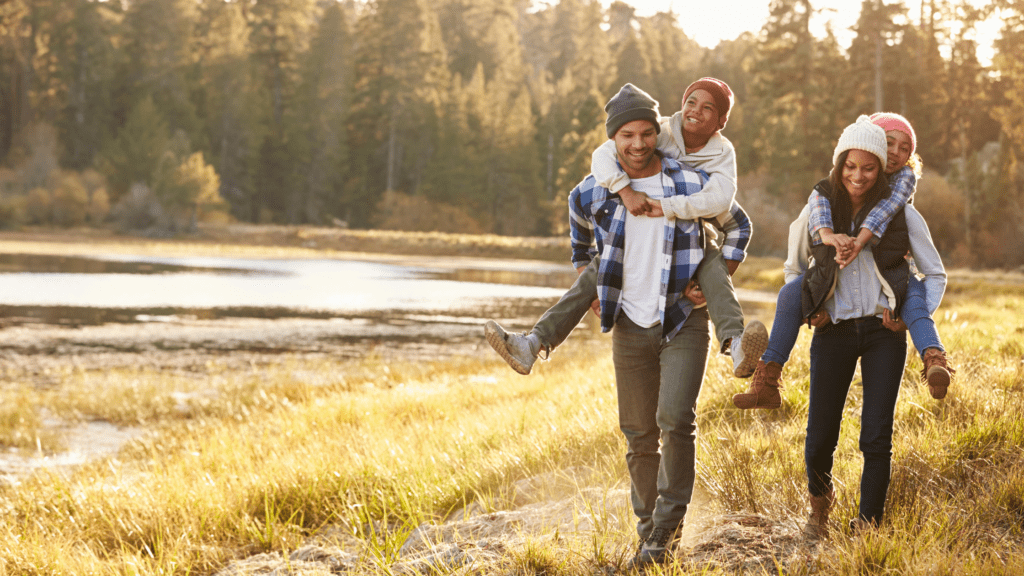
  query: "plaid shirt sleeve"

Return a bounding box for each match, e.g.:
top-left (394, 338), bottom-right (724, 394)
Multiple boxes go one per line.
top-left (861, 166), bottom-right (916, 241)
top-left (568, 179), bottom-right (598, 270)
top-left (807, 189), bottom-right (833, 246)
top-left (704, 201), bottom-right (751, 262)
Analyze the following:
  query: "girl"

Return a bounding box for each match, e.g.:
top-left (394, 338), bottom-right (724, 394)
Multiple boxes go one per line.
top-left (733, 112), bottom-right (953, 410)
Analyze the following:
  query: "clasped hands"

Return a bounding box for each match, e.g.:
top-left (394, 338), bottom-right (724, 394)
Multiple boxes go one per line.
top-left (819, 230), bottom-right (864, 269)
top-left (620, 188), bottom-right (664, 218)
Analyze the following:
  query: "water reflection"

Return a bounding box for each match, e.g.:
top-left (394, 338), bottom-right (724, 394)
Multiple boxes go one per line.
top-left (0, 253), bottom-right (571, 326)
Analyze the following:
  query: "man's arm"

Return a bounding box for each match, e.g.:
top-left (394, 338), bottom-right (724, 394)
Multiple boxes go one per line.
top-left (703, 200), bottom-right (752, 267)
top-left (568, 184), bottom-right (597, 271)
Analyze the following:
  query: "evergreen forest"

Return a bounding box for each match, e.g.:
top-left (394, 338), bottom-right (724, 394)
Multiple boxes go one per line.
top-left (1, 0), bottom-right (1022, 267)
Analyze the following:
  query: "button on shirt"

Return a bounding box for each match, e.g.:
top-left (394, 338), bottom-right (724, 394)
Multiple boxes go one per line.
top-left (827, 243), bottom-right (890, 321)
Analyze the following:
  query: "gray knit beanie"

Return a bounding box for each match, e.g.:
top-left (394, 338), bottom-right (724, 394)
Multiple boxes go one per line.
top-left (605, 83), bottom-right (661, 138)
top-left (833, 114), bottom-right (888, 168)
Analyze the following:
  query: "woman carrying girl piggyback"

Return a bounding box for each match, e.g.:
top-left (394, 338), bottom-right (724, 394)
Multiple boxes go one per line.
top-left (732, 112), bottom-right (954, 410)
top-left (783, 116), bottom-right (948, 534)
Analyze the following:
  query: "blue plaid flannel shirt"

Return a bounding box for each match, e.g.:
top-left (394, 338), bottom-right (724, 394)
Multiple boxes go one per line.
top-left (569, 156), bottom-right (752, 342)
top-left (808, 165), bottom-right (917, 244)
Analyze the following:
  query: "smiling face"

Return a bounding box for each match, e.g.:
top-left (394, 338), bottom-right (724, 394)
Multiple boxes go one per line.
top-left (681, 88), bottom-right (721, 139)
top-left (883, 129), bottom-right (913, 175)
top-left (613, 119), bottom-right (660, 178)
top-left (841, 149), bottom-right (881, 209)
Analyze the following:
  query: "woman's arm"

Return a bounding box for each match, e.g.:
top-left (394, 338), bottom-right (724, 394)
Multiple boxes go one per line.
top-left (905, 205), bottom-right (947, 314)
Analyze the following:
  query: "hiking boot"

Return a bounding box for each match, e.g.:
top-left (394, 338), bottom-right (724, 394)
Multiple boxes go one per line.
top-left (730, 320), bottom-right (769, 378)
top-left (627, 525), bottom-right (679, 569)
top-left (732, 360), bottom-right (783, 410)
top-left (484, 320), bottom-right (539, 375)
top-left (921, 348), bottom-right (954, 400)
top-left (849, 517), bottom-right (877, 534)
top-left (804, 489), bottom-right (835, 539)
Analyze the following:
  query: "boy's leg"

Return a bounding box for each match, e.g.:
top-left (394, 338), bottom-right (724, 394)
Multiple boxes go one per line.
top-left (484, 257), bottom-right (599, 375)
top-left (901, 276), bottom-right (952, 398)
top-left (696, 247), bottom-right (767, 378)
top-left (532, 257), bottom-right (599, 350)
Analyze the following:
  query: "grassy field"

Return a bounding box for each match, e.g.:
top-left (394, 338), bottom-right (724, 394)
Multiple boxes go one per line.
top-left (0, 227), bottom-right (1022, 574)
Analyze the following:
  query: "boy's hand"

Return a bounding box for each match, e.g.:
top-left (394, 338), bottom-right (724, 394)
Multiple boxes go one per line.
top-left (882, 309), bottom-right (906, 332)
top-left (644, 199), bottom-right (664, 218)
top-left (618, 187), bottom-right (651, 216)
top-left (684, 280), bottom-right (706, 306)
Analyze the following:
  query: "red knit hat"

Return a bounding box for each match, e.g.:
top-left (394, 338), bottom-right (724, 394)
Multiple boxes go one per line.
top-left (870, 112), bottom-right (916, 156)
top-left (682, 77), bottom-right (734, 130)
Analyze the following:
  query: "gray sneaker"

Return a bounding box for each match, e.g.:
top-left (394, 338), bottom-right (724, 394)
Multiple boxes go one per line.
top-left (484, 320), bottom-right (538, 375)
top-left (626, 525), bottom-right (679, 569)
top-left (731, 320), bottom-right (769, 378)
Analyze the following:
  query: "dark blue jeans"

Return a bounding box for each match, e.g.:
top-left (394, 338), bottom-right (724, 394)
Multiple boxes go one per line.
top-left (805, 316), bottom-right (907, 524)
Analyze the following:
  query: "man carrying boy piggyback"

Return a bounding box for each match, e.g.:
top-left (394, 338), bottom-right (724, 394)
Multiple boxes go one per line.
top-left (488, 82), bottom-right (757, 567)
top-left (486, 78), bottom-right (766, 382)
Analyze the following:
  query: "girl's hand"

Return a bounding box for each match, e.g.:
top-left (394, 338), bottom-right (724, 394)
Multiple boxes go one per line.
top-left (882, 309), bottom-right (906, 332)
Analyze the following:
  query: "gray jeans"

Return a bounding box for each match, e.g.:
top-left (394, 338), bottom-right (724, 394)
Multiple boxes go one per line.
top-left (532, 247), bottom-right (743, 353)
top-left (613, 308), bottom-right (711, 538)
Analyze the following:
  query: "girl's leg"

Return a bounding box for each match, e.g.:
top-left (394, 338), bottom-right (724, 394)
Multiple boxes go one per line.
top-left (761, 274), bottom-right (805, 366)
top-left (732, 274), bottom-right (804, 410)
top-left (901, 276), bottom-right (952, 398)
top-left (901, 276), bottom-right (943, 357)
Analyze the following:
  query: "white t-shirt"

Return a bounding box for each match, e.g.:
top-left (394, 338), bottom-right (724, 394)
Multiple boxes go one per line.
top-left (621, 174), bottom-right (667, 327)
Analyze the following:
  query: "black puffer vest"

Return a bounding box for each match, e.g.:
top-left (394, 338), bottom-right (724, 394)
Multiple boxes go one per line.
top-left (801, 178), bottom-right (911, 320)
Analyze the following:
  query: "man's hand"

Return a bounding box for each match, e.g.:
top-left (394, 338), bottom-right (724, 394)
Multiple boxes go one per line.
top-left (589, 298), bottom-right (601, 317)
top-left (726, 259), bottom-right (740, 276)
top-left (882, 309), bottom-right (907, 332)
top-left (619, 186), bottom-right (651, 216)
top-left (684, 280), bottom-right (706, 306)
top-left (807, 308), bottom-right (831, 328)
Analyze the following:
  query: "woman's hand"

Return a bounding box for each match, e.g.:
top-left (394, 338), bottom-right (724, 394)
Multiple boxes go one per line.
top-left (684, 280), bottom-right (706, 306)
top-left (807, 309), bottom-right (831, 328)
top-left (882, 309), bottom-right (906, 332)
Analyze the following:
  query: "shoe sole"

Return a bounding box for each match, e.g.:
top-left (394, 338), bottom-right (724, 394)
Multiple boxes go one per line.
top-left (927, 366), bottom-right (950, 399)
top-left (734, 320), bottom-right (769, 378)
top-left (484, 321), bottom-right (531, 375)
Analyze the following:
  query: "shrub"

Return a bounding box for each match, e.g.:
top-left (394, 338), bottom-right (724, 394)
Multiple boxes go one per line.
top-left (25, 187), bottom-right (51, 224)
top-left (51, 172), bottom-right (89, 227)
top-left (374, 191), bottom-right (486, 234)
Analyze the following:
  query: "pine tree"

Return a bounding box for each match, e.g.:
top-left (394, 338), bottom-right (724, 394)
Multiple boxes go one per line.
top-left (194, 0), bottom-right (263, 222)
top-left (294, 2), bottom-right (354, 224)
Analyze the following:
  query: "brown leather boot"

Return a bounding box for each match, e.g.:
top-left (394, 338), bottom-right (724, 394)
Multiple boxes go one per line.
top-left (732, 360), bottom-right (783, 409)
top-left (921, 348), bottom-right (954, 400)
top-left (804, 489), bottom-right (835, 539)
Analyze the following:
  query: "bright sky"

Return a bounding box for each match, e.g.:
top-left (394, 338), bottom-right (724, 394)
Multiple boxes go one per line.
top-left (590, 0), bottom-right (1003, 66)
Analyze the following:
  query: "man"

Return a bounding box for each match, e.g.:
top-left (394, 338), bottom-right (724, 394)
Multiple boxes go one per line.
top-left (566, 84), bottom-right (752, 567)
top-left (485, 78), bottom-right (766, 380)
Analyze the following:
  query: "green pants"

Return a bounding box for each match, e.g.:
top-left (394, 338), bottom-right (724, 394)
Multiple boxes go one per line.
top-left (532, 247), bottom-right (744, 353)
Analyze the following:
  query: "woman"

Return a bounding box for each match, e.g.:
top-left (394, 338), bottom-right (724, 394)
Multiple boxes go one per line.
top-left (785, 116), bottom-right (947, 536)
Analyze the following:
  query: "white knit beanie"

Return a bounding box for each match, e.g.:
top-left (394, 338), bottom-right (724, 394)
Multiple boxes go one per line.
top-left (833, 115), bottom-right (888, 168)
